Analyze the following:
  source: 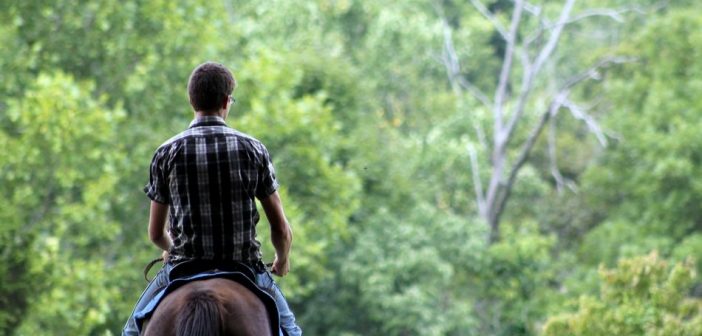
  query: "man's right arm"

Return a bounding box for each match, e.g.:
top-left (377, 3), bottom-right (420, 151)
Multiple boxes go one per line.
top-left (260, 191), bottom-right (293, 276)
top-left (148, 200), bottom-right (172, 252)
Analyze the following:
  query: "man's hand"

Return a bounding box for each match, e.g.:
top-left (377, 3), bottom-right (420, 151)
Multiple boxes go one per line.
top-left (271, 254), bottom-right (289, 277)
top-left (161, 250), bottom-right (169, 263)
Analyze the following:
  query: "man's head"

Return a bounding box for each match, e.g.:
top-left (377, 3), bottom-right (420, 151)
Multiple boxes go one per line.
top-left (187, 62), bottom-right (236, 114)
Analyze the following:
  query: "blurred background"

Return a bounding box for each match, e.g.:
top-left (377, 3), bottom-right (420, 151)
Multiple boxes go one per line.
top-left (1, 0), bottom-right (701, 335)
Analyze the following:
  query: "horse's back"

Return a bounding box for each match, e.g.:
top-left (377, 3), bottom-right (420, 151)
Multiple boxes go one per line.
top-left (143, 278), bottom-right (272, 336)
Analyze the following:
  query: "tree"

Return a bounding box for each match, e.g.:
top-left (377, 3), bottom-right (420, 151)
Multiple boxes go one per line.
top-left (0, 72), bottom-right (126, 334)
top-left (233, 48), bottom-right (363, 299)
top-left (567, 9), bottom-right (702, 305)
top-left (543, 252), bottom-right (702, 336)
top-left (580, 9), bottom-right (702, 247)
top-left (437, 0), bottom-right (644, 242)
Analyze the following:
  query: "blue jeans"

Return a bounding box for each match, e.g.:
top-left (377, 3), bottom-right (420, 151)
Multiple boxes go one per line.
top-left (122, 263), bottom-right (301, 336)
top-left (123, 263), bottom-right (172, 336)
top-left (255, 270), bottom-right (302, 336)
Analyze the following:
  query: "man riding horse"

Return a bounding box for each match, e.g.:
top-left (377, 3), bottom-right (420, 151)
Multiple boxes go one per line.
top-left (122, 62), bottom-right (302, 336)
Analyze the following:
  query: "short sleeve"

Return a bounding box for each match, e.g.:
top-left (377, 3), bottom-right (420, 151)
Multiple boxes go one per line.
top-left (143, 148), bottom-right (170, 204)
top-left (255, 144), bottom-right (279, 200)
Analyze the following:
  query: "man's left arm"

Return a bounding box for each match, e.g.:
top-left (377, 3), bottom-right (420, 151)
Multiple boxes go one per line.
top-left (148, 200), bottom-right (172, 252)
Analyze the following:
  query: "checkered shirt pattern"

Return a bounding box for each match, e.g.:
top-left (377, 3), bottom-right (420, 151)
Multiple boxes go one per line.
top-left (144, 115), bottom-right (279, 264)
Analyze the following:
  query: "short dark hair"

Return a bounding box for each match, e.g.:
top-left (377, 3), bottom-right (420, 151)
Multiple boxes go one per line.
top-left (187, 62), bottom-right (236, 112)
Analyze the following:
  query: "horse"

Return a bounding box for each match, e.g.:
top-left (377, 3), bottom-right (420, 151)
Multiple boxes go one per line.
top-left (141, 277), bottom-right (273, 336)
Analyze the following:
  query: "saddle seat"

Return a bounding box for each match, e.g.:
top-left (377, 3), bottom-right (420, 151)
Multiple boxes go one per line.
top-left (134, 260), bottom-right (280, 334)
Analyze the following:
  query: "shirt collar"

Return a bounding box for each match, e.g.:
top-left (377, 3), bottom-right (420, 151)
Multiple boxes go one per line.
top-left (189, 115), bottom-right (227, 128)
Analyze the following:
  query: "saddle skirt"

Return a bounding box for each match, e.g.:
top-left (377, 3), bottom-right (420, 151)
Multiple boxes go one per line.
top-left (134, 262), bottom-right (280, 334)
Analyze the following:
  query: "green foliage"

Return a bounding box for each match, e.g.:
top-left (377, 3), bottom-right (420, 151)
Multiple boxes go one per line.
top-left (582, 10), bottom-right (702, 241)
top-left (473, 222), bottom-right (559, 336)
top-left (233, 48), bottom-right (362, 299)
top-left (543, 253), bottom-right (702, 336)
top-left (303, 204), bottom-right (482, 336)
top-left (16, 260), bottom-right (122, 335)
top-left (578, 220), bottom-right (674, 268)
top-left (0, 72), bottom-right (125, 333)
top-left (0, 230), bottom-right (43, 334)
top-left (672, 234), bottom-right (702, 273)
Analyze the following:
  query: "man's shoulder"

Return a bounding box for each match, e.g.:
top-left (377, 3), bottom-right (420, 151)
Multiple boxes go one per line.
top-left (152, 127), bottom-right (269, 156)
top-left (154, 129), bottom-right (192, 152)
top-left (230, 129), bottom-right (266, 149)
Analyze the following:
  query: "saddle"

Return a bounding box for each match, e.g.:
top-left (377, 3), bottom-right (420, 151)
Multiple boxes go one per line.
top-left (135, 260), bottom-right (281, 334)
top-left (169, 259), bottom-right (262, 282)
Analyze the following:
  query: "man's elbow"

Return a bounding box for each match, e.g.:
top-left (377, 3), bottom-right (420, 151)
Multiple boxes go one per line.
top-left (285, 225), bottom-right (293, 243)
top-left (273, 223), bottom-right (293, 243)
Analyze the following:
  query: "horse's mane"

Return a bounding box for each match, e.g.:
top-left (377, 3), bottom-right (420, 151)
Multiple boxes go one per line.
top-left (177, 290), bottom-right (224, 336)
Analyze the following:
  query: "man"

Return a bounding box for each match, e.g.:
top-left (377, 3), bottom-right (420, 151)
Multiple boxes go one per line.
top-left (122, 62), bottom-right (302, 336)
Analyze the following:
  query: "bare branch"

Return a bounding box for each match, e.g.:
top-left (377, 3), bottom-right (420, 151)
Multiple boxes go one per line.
top-left (548, 114), bottom-right (565, 193)
top-left (522, 1), bottom-right (558, 45)
top-left (468, 143), bottom-right (486, 217)
top-left (497, 56), bottom-right (633, 202)
top-left (484, 1), bottom-right (526, 239)
top-left (532, 0), bottom-right (576, 75)
top-left (541, 3), bottom-right (663, 34)
top-left (440, 19), bottom-right (463, 95)
top-left (504, 57), bottom-right (635, 200)
top-left (437, 7), bottom-right (492, 108)
top-left (502, 54), bottom-right (632, 159)
top-left (498, 0), bottom-right (576, 155)
top-left (562, 98), bottom-right (608, 147)
top-left (493, 0), bottom-right (525, 141)
top-left (524, 29), bottom-right (544, 53)
top-left (525, 4), bottom-right (651, 50)
top-left (562, 56), bottom-right (635, 90)
top-left (522, 2), bottom-right (542, 17)
top-left (515, 93), bottom-right (566, 186)
top-left (568, 8), bottom-right (627, 23)
top-left (457, 78), bottom-right (493, 109)
top-left (469, 0), bottom-right (508, 39)
top-left (548, 113), bottom-right (577, 193)
top-left (475, 124), bottom-right (488, 151)
top-left (502, 64), bottom-right (535, 149)
top-left (492, 91), bottom-right (569, 229)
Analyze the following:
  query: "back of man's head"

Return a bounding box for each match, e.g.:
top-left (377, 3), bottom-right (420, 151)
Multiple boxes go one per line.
top-left (188, 62), bottom-right (236, 113)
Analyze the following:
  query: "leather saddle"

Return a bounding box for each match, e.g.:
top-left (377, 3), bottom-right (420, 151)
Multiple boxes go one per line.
top-left (136, 259), bottom-right (281, 334)
top-left (169, 259), bottom-right (261, 282)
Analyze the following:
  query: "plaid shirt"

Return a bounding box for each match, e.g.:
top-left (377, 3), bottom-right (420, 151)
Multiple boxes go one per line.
top-left (144, 115), bottom-right (279, 264)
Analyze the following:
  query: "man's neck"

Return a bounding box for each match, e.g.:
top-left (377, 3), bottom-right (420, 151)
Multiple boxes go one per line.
top-left (194, 110), bottom-right (227, 119)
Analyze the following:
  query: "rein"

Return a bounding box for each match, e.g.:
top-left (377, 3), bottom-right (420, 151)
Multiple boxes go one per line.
top-left (143, 257), bottom-right (164, 282)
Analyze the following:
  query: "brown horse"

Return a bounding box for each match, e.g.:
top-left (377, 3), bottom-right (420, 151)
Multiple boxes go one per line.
top-left (141, 278), bottom-right (273, 336)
